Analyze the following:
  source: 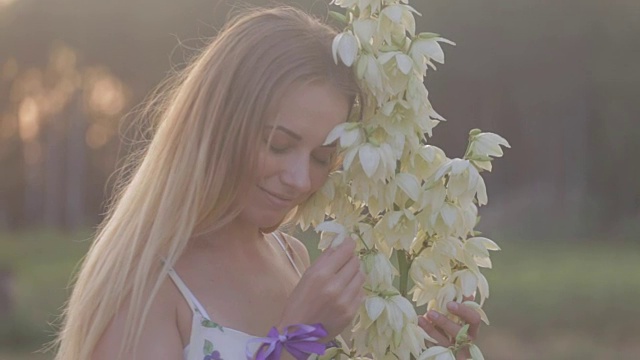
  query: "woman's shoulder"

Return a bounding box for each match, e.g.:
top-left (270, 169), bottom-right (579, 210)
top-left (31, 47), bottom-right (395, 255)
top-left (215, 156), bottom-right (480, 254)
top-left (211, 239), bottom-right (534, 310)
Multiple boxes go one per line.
top-left (92, 275), bottom-right (184, 359)
top-left (279, 231), bottom-right (311, 269)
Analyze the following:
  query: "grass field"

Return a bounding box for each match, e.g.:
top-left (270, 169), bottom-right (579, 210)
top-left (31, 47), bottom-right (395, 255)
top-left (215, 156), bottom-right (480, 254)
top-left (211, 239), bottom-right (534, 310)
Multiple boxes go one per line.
top-left (0, 230), bottom-right (638, 359)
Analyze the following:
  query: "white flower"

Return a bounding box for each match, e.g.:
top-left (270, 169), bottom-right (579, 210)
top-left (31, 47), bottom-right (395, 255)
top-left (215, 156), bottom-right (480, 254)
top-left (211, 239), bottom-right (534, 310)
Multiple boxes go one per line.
top-left (417, 346), bottom-right (455, 360)
top-left (410, 35), bottom-right (455, 74)
top-left (463, 300), bottom-right (490, 325)
top-left (359, 143), bottom-right (382, 178)
top-left (356, 53), bottom-right (386, 102)
top-left (453, 269), bottom-right (478, 297)
top-left (469, 344), bottom-right (486, 360)
top-left (347, 141), bottom-right (396, 182)
top-left (468, 132), bottom-right (511, 171)
top-left (332, 0), bottom-right (382, 13)
top-left (325, 3), bottom-right (505, 359)
top-left (365, 295), bottom-right (386, 321)
top-left (375, 209), bottom-right (418, 250)
top-left (331, 0), bottom-right (358, 7)
top-left (324, 122), bottom-right (364, 148)
top-left (332, 31), bottom-right (359, 67)
top-left (380, 4), bottom-right (420, 38)
top-left (463, 236), bottom-right (500, 275)
top-left (362, 251), bottom-right (397, 288)
top-left (315, 220), bottom-right (350, 249)
top-left (414, 145), bottom-right (447, 179)
top-left (411, 276), bottom-right (440, 307)
top-left (296, 191), bottom-right (330, 231)
top-left (353, 18), bottom-right (378, 47)
top-left (394, 172), bottom-right (421, 201)
top-left (377, 52), bottom-right (413, 96)
top-left (433, 158), bottom-right (489, 208)
top-left (471, 132), bottom-right (510, 158)
top-left (406, 75), bottom-right (429, 112)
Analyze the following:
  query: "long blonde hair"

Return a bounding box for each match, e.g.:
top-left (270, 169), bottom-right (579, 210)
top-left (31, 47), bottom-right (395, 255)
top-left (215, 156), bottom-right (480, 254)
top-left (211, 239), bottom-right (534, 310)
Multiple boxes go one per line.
top-left (53, 6), bottom-right (359, 360)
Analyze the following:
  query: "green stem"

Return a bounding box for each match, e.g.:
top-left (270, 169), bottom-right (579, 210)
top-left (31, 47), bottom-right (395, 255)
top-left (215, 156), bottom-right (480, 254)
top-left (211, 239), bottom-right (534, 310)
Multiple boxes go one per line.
top-left (397, 249), bottom-right (410, 297)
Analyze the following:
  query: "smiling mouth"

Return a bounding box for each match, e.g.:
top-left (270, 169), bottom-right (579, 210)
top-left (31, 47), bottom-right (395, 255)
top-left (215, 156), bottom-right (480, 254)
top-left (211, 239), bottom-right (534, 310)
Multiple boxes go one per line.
top-left (258, 186), bottom-right (295, 205)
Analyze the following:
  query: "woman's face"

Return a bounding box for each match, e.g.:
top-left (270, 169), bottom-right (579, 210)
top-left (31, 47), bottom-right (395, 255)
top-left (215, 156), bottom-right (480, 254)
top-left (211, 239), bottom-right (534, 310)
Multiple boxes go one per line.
top-left (239, 81), bottom-right (350, 229)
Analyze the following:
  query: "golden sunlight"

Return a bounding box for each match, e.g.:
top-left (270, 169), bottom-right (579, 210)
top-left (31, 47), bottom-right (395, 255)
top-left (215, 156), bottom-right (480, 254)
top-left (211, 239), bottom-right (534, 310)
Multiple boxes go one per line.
top-left (0, 0), bottom-right (17, 10)
top-left (18, 97), bottom-right (40, 141)
top-left (85, 122), bottom-right (113, 149)
top-left (85, 68), bottom-right (127, 116)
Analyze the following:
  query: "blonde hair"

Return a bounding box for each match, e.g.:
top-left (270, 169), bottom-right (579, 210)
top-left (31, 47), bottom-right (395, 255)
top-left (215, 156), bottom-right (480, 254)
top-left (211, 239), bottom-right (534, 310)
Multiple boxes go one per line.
top-left (53, 6), bottom-right (359, 360)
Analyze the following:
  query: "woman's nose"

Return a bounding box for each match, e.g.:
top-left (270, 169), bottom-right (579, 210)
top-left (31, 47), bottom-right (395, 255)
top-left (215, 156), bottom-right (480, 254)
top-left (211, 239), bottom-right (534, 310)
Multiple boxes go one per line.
top-left (280, 155), bottom-right (312, 194)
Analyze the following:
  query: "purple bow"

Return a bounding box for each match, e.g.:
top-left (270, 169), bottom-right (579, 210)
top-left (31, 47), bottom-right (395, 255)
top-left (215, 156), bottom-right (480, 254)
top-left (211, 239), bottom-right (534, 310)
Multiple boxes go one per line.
top-left (246, 323), bottom-right (328, 360)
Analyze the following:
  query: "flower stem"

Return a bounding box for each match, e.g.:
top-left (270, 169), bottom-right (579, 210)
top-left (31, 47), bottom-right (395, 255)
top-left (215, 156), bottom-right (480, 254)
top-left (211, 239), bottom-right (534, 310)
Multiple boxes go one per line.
top-left (397, 249), bottom-right (410, 297)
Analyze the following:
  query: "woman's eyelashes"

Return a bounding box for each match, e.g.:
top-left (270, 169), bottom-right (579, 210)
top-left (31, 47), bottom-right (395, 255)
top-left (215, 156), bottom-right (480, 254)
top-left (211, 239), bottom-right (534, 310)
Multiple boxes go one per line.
top-left (263, 138), bottom-right (333, 166)
top-left (268, 143), bottom-right (288, 154)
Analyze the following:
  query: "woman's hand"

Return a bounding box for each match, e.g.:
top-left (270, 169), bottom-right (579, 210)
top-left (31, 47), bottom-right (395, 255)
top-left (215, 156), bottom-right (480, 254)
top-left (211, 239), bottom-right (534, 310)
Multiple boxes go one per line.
top-left (278, 236), bottom-right (365, 340)
top-left (418, 299), bottom-right (482, 360)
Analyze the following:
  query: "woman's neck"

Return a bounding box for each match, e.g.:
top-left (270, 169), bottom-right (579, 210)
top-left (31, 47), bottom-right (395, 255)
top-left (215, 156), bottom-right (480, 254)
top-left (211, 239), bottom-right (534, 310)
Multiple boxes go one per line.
top-left (190, 217), bottom-right (266, 253)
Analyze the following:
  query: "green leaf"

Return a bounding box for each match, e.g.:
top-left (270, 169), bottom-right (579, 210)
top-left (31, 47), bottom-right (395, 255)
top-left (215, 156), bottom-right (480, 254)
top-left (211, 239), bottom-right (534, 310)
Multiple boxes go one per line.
top-left (201, 319), bottom-right (224, 331)
top-left (417, 32), bottom-right (441, 39)
top-left (455, 323), bottom-right (470, 344)
top-left (469, 128), bottom-right (482, 136)
top-left (469, 154), bottom-right (493, 162)
top-left (203, 340), bottom-right (213, 355)
top-left (329, 11), bottom-right (348, 25)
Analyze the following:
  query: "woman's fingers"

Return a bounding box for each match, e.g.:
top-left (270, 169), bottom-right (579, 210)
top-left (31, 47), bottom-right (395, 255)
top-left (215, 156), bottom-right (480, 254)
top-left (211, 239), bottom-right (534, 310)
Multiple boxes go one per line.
top-left (418, 302), bottom-right (482, 360)
top-left (426, 310), bottom-right (462, 341)
top-left (446, 302), bottom-right (481, 339)
top-left (418, 315), bottom-right (452, 346)
top-left (313, 237), bottom-right (356, 273)
top-left (342, 268), bottom-right (365, 314)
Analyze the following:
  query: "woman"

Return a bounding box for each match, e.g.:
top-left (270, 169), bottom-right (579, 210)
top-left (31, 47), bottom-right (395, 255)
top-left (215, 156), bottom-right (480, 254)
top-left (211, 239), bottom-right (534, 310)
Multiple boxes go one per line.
top-left (53, 6), bottom-right (480, 360)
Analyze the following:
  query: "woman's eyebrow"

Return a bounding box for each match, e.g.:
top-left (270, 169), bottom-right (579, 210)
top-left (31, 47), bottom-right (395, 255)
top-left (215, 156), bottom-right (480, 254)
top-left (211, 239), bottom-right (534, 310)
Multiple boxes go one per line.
top-left (264, 124), bottom-right (338, 148)
top-left (264, 125), bottom-right (301, 140)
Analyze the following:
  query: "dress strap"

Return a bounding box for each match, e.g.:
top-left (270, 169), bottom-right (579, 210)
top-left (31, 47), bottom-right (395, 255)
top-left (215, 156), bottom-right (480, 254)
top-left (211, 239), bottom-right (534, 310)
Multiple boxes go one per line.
top-left (272, 232), bottom-right (302, 277)
top-left (167, 268), bottom-right (212, 319)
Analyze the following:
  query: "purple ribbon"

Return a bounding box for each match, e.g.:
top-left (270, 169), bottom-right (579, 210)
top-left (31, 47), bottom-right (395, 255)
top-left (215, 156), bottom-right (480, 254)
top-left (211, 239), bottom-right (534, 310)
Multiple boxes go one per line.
top-left (246, 323), bottom-right (328, 360)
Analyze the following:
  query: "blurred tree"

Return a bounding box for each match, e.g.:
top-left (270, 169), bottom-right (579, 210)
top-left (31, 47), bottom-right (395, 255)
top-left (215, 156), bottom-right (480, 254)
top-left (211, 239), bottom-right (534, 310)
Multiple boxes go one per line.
top-left (0, 0), bottom-right (638, 236)
top-left (1, 43), bottom-right (129, 230)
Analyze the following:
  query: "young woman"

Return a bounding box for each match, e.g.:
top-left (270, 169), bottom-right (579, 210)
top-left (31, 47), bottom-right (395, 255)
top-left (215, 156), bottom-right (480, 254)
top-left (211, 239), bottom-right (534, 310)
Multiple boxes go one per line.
top-left (53, 6), bottom-right (481, 360)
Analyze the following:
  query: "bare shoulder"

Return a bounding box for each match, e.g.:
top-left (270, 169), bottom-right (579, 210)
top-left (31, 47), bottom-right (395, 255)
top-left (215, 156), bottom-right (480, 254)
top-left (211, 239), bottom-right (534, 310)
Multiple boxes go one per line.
top-left (92, 276), bottom-right (183, 360)
top-left (280, 232), bottom-right (311, 269)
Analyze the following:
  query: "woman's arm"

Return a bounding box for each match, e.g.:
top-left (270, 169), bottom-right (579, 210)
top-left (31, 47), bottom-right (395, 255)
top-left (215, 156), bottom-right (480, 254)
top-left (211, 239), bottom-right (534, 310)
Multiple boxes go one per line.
top-left (92, 279), bottom-right (183, 360)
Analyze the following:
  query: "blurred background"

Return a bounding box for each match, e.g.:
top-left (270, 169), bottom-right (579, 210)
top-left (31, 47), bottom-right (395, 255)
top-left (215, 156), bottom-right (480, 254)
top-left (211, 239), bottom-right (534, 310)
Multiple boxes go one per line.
top-left (0, 0), bottom-right (639, 359)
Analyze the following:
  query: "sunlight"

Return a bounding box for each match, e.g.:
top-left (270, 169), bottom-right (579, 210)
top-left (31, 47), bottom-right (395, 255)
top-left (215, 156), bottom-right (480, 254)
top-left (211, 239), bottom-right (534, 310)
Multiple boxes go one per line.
top-left (85, 68), bottom-right (127, 116)
top-left (18, 97), bottom-right (39, 141)
top-left (0, 0), bottom-right (17, 12)
top-left (85, 122), bottom-right (113, 149)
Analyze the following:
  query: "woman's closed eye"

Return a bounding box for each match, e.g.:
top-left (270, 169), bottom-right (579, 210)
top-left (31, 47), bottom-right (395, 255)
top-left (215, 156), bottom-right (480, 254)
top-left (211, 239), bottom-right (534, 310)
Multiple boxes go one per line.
top-left (264, 135), bottom-right (291, 153)
top-left (263, 130), bottom-right (335, 165)
top-left (269, 143), bottom-right (289, 153)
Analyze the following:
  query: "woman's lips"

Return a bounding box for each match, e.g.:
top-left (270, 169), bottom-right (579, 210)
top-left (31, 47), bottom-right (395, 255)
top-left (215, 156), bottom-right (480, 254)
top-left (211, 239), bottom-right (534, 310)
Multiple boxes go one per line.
top-left (258, 186), bottom-right (295, 208)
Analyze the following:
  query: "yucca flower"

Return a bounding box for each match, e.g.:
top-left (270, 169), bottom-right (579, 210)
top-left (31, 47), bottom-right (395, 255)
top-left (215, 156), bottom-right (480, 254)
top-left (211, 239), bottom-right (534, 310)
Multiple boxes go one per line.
top-left (302, 1), bottom-right (510, 358)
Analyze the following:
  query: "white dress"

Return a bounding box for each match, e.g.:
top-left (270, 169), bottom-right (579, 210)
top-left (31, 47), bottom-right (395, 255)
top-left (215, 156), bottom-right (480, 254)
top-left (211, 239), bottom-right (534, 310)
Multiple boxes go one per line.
top-left (167, 233), bottom-right (305, 360)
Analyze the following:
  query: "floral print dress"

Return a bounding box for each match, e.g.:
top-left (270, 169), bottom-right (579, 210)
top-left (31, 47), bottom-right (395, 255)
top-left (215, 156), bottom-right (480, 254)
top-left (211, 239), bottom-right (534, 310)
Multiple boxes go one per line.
top-left (168, 233), bottom-right (304, 360)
